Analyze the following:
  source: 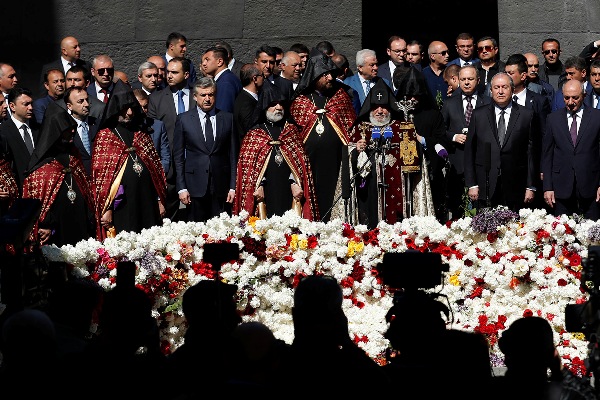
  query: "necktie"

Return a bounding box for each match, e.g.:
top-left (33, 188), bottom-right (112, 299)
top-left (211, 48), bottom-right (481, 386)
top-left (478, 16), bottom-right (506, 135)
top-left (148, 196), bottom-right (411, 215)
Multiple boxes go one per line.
top-left (497, 110), bottom-right (506, 146)
top-left (464, 62), bottom-right (470, 66)
top-left (513, 95), bottom-right (519, 103)
top-left (21, 125), bottom-right (34, 154)
top-left (177, 90), bottom-right (186, 115)
top-left (204, 114), bottom-right (214, 149)
top-left (100, 88), bottom-right (108, 103)
top-left (570, 113), bottom-right (578, 145)
top-left (80, 121), bottom-right (91, 154)
top-left (465, 96), bottom-right (473, 126)
top-left (596, 95), bottom-right (600, 109)
top-left (364, 80), bottom-right (371, 96)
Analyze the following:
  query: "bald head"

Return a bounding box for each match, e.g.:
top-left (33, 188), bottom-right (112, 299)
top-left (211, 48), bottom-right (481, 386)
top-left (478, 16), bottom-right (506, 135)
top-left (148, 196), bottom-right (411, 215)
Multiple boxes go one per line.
top-left (563, 79), bottom-right (585, 113)
top-left (523, 53), bottom-right (540, 81)
top-left (61, 36), bottom-right (81, 62)
top-left (428, 41), bottom-right (449, 67)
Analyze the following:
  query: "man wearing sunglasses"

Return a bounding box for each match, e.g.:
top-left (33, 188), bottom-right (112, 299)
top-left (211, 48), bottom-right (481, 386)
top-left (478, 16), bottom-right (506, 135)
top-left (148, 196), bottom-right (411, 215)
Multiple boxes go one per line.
top-left (538, 38), bottom-right (566, 91)
top-left (423, 40), bottom-right (450, 107)
top-left (87, 54), bottom-right (115, 104)
top-left (475, 36), bottom-right (505, 96)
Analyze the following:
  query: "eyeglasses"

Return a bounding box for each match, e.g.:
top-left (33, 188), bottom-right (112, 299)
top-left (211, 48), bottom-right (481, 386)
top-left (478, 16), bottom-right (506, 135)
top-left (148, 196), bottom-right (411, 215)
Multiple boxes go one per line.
top-left (542, 49), bottom-right (559, 55)
top-left (391, 49), bottom-right (407, 54)
top-left (97, 68), bottom-right (114, 75)
top-left (432, 50), bottom-right (448, 56)
top-left (477, 45), bottom-right (494, 53)
top-left (527, 64), bottom-right (540, 68)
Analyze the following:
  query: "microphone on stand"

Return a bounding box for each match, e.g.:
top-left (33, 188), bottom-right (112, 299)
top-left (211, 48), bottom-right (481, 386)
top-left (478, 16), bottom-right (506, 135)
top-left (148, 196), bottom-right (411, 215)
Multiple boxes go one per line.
top-left (369, 126), bottom-right (381, 150)
top-left (383, 126), bottom-right (393, 148)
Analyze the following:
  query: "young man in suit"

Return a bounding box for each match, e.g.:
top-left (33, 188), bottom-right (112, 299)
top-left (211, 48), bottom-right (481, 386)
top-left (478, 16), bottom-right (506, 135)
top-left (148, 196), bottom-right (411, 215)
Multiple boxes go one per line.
top-left (447, 32), bottom-right (480, 67)
top-left (64, 86), bottom-right (98, 175)
top-left (233, 63), bottom-right (264, 140)
top-left (133, 88), bottom-right (170, 175)
top-left (201, 46), bottom-right (242, 113)
top-left (33, 69), bottom-right (65, 125)
top-left (441, 65), bottom-right (490, 219)
top-left (0, 87), bottom-right (38, 188)
top-left (163, 32), bottom-right (197, 88)
top-left (542, 79), bottom-right (600, 220)
top-left (147, 57), bottom-right (196, 221)
top-left (464, 72), bottom-right (538, 212)
top-left (377, 36), bottom-right (408, 91)
top-left (255, 45), bottom-right (294, 101)
top-left (173, 77), bottom-right (239, 222)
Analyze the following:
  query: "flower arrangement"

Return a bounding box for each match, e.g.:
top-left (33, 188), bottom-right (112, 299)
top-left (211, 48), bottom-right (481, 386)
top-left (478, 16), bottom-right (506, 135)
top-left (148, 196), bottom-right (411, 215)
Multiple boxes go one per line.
top-left (41, 207), bottom-right (600, 376)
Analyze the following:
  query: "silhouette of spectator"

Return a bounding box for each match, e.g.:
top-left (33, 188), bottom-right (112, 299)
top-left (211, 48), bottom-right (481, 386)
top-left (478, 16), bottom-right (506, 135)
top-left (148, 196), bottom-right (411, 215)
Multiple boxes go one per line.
top-left (0, 309), bottom-right (61, 397)
top-left (277, 275), bottom-right (391, 396)
top-left (490, 316), bottom-right (596, 400)
top-left (165, 279), bottom-right (242, 399)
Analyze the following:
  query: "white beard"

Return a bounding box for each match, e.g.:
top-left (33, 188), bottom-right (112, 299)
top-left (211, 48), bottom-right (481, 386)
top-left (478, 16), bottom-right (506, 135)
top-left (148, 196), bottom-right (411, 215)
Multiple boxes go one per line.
top-left (266, 109), bottom-right (284, 123)
top-left (369, 113), bottom-right (391, 127)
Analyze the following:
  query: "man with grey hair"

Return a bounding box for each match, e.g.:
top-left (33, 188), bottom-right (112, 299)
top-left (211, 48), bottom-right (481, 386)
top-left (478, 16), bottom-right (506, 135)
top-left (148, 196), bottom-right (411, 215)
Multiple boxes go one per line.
top-left (343, 48), bottom-right (391, 113)
top-left (464, 72), bottom-right (538, 212)
top-left (173, 77), bottom-right (238, 222)
top-left (132, 61), bottom-right (160, 95)
top-left (87, 54), bottom-right (115, 103)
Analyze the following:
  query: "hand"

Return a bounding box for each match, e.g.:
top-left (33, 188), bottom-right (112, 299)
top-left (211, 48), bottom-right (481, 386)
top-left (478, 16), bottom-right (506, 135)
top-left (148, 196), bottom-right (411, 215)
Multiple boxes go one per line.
top-left (291, 182), bottom-right (304, 200)
top-left (179, 191), bottom-right (191, 205)
top-left (158, 201), bottom-right (166, 218)
top-left (38, 228), bottom-right (52, 245)
top-left (544, 190), bottom-right (555, 208)
top-left (226, 189), bottom-right (235, 203)
top-left (253, 186), bottom-right (265, 202)
top-left (596, 187), bottom-right (600, 202)
top-left (524, 189), bottom-right (535, 203)
top-left (101, 210), bottom-right (113, 228)
top-left (455, 133), bottom-right (467, 145)
top-left (468, 187), bottom-right (479, 202)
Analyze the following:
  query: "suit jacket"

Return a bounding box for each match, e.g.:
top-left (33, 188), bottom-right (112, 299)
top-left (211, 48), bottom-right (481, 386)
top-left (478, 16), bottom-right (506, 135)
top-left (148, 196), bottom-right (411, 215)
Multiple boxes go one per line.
top-left (86, 82), bottom-right (115, 104)
top-left (441, 93), bottom-right (489, 174)
top-left (173, 107), bottom-right (238, 198)
top-left (522, 89), bottom-right (551, 144)
top-left (163, 55), bottom-right (197, 87)
top-left (149, 117), bottom-right (170, 174)
top-left (272, 75), bottom-right (294, 101)
top-left (343, 75), bottom-right (391, 106)
top-left (464, 103), bottom-right (537, 202)
top-left (0, 119), bottom-right (39, 187)
top-left (447, 57), bottom-right (480, 67)
top-left (147, 87), bottom-right (196, 150)
top-left (542, 107), bottom-right (600, 199)
top-left (551, 81), bottom-right (593, 112)
top-left (378, 61), bottom-right (416, 85)
top-left (215, 69), bottom-right (243, 113)
top-left (233, 89), bottom-right (258, 139)
top-left (33, 94), bottom-right (54, 125)
top-left (131, 80), bottom-right (163, 94)
top-left (230, 59), bottom-right (243, 79)
top-left (72, 116), bottom-right (99, 175)
top-left (39, 58), bottom-right (90, 96)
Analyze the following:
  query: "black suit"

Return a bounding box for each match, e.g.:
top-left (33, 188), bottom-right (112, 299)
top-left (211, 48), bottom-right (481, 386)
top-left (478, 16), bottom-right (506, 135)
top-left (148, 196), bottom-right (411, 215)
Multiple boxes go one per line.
top-left (57, 94), bottom-right (105, 120)
top-left (233, 89), bottom-right (257, 140)
top-left (542, 107), bottom-right (600, 219)
top-left (173, 107), bottom-right (239, 221)
top-left (464, 102), bottom-right (538, 211)
top-left (441, 93), bottom-right (490, 218)
top-left (147, 86), bottom-right (196, 220)
top-left (271, 75), bottom-right (294, 101)
top-left (0, 119), bottom-right (39, 188)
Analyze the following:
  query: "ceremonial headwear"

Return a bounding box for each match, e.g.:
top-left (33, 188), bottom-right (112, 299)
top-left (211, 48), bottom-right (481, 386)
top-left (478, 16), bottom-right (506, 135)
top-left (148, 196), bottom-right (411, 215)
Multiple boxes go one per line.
top-left (26, 101), bottom-right (77, 173)
top-left (251, 79), bottom-right (288, 126)
top-left (395, 67), bottom-right (435, 110)
top-left (292, 53), bottom-right (340, 99)
top-left (356, 78), bottom-right (401, 123)
top-left (98, 79), bottom-right (145, 131)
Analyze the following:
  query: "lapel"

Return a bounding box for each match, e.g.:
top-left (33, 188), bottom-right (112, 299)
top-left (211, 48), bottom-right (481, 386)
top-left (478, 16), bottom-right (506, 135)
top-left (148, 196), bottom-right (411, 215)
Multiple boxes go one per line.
top-left (456, 95), bottom-right (467, 125)
top-left (486, 104), bottom-right (500, 145)
top-left (576, 108), bottom-right (591, 147)
top-left (192, 107), bottom-right (211, 153)
top-left (561, 109), bottom-right (574, 146)
top-left (504, 103), bottom-right (520, 145)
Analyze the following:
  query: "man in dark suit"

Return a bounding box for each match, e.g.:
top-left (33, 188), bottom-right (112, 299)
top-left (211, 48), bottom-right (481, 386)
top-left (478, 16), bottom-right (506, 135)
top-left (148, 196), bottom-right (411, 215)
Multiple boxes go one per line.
top-left (200, 46), bottom-right (242, 113)
top-left (133, 88), bottom-right (170, 175)
top-left (39, 36), bottom-right (91, 97)
top-left (542, 79), bottom-right (600, 220)
top-left (585, 59), bottom-right (600, 109)
top-left (163, 32), bottom-right (197, 88)
top-left (87, 54), bottom-right (115, 104)
top-left (441, 65), bottom-right (490, 219)
top-left (233, 63), bottom-right (264, 140)
top-left (147, 57), bottom-right (196, 221)
top-left (254, 45), bottom-right (294, 101)
top-left (377, 36), bottom-right (408, 91)
top-left (131, 61), bottom-right (160, 95)
top-left (60, 66), bottom-right (105, 120)
top-left (64, 86), bottom-right (99, 175)
top-left (0, 87), bottom-right (38, 188)
top-left (173, 77), bottom-right (239, 222)
top-left (0, 63), bottom-right (18, 120)
top-left (33, 69), bottom-right (65, 124)
top-left (447, 32), bottom-right (480, 67)
top-left (214, 40), bottom-right (244, 79)
top-left (464, 72), bottom-right (538, 212)
top-left (504, 54), bottom-right (552, 212)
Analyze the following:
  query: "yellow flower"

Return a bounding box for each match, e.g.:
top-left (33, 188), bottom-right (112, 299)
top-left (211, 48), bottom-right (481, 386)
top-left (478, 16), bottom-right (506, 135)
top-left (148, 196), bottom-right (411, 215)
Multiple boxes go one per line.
top-left (347, 240), bottom-right (364, 257)
top-left (298, 239), bottom-right (308, 250)
top-left (449, 271), bottom-right (461, 286)
top-left (290, 234), bottom-right (299, 250)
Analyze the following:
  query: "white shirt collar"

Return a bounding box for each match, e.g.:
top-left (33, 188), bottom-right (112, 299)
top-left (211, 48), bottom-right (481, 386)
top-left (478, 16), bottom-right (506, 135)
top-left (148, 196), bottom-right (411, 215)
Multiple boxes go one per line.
top-left (11, 116), bottom-right (28, 130)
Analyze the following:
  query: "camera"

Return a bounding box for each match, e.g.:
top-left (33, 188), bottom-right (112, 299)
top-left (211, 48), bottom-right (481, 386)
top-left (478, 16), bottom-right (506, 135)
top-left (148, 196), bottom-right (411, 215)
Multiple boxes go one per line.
top-left (376, 250), bottom-right (449, 290)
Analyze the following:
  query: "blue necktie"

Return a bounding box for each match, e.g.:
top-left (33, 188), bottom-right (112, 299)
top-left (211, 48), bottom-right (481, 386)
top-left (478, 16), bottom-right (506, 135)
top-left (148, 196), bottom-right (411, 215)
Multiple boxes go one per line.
top-left (204, 114), bottom-right (214, 149)
top-left (80, 121), bottom-right (91, 154)
top-left (177, 90), bottom-right (186, 114)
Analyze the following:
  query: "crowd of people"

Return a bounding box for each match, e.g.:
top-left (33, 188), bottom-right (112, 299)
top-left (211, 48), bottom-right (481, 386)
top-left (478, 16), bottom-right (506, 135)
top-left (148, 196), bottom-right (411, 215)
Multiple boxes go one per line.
top-left (2, 30), bottom-right (600, 397)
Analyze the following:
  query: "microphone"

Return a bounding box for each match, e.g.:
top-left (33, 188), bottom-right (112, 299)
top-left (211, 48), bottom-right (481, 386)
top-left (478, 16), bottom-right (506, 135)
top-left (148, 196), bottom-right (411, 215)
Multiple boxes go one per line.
top-left (371, 126), bottom-right (381, 140)
top-left (484, 142), bottom-right (491, 172)
top-left (383, 126), bottom-right (393, 140)
top-left (434, 144), bottom-right (448, 159)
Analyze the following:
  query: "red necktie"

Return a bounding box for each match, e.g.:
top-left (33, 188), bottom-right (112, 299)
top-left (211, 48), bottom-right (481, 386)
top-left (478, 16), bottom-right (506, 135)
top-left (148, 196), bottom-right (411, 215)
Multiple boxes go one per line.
top-left (100, 88), bottom-right (108, 103)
